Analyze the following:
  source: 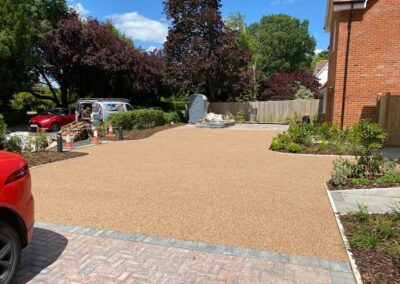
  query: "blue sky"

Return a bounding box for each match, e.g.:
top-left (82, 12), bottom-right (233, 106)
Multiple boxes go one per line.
top-left (68, 0), bottom-right (329, 52)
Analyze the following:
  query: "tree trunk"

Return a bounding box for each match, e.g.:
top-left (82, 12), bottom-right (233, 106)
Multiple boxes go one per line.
top-left (60, 85), bottom-right (68, 107)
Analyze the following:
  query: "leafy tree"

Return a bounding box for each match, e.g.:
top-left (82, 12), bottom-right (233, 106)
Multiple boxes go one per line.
top-left (0, 0), bottom-right (34, 109)
top-left (163, 0), bottom-right (251, 101)
top-left (249, 14), bottom-right (315, 77)
top-left (310, 49), bottom-right (329, 72)
top-left (260, 70), bottom-right (321, 101)
top-left (10, 91), bottom-right (57, 112)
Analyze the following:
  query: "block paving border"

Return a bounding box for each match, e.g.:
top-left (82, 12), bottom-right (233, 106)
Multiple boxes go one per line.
top-left (14, 221), bottom-right (356, 283)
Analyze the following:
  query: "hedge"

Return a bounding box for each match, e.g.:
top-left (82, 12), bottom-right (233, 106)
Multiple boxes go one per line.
top-left (108, 110), bottom-right (166, 130)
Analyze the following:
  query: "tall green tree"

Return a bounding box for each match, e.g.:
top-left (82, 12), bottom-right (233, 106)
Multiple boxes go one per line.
top-left (0, 0), bottom-right (67, 109)
top-left (254, 14), bottom-right (316, 76)
top-left (0, 0), bottom-right (34, 109)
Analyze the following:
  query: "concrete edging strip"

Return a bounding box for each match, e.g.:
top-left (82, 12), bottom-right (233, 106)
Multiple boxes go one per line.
top-left (325, 183), bottom-right (363, 284)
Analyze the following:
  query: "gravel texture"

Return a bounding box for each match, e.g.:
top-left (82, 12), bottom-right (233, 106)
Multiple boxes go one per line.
top-left (31, 126), bottom-right (347, 261)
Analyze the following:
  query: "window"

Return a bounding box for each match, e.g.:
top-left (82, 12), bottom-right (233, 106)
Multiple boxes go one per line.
top-left (126, 104), bottom-right (134, 111)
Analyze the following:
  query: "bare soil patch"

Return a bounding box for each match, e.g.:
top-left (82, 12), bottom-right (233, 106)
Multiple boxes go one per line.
top-left (103, 123), bottom-right (184, 141)
top-left (340, 214), bottom-right (400, 284)
top-left (24, 151), bottom-right (88, 167)
top-left (327, 180), bottom-right (400, 191)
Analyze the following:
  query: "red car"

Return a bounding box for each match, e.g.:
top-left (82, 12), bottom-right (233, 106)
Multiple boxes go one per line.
top-left (0, 151), bottom-right (34, 283)
top-left (29, 108), bottom-right (75, 132)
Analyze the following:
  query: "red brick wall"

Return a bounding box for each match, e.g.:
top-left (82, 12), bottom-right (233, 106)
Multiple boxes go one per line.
top-left (326, 0), bottom-right (400, 126)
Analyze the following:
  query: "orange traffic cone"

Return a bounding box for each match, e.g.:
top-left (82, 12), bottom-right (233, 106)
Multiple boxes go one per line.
top-left (91, 127), bottom-right (100, 144)
top-left (106, 124), bottom-right (116, 137)
top-left (65, 131), bottom-right (73, 149)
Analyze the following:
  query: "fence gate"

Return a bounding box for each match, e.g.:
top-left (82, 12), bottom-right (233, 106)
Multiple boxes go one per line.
top-left (377, 93), bottom-right (400, 146)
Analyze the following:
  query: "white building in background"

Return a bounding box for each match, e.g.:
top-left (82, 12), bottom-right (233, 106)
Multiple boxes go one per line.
top-left (314, 60), bottom-right (329, 114)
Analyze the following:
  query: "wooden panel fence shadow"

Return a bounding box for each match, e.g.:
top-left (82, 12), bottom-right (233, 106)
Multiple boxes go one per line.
top-left (377, 93), bottom-right (400, 146)
top-left (208, 100), bottom-right (322, 123)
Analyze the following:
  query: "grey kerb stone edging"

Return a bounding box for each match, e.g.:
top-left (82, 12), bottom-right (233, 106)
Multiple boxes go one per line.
top-left (35, 221), bottom-right (354, 279)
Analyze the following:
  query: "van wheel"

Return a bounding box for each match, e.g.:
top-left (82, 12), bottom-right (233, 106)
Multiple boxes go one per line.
top-left (0, 221), bottom-right (21, 284)
top-left (50, 123), bottom-right (60, 132)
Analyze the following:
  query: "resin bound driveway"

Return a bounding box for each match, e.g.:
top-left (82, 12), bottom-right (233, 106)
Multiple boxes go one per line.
top-left (30, 126), bottom-right (347, 262)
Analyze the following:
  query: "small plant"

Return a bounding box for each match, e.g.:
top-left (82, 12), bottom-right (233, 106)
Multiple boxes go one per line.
top-left (4, 135), bottom-right (23, 154)
top-left (376, 220), bottom-right (393, 239)
top-left (235, 111), bottom-right (246, 123)
top-left (286, 143), bottom-right (302, 153)
top-left (163, 111), bottom-right (181, 124)
top-left (350, 229), bottom-right (379, 249)
top-left (351, 177), bottom-right (370, 186)
top-left (390, 201), bottom-right (400, 222)
top-left (394, 243), bottom-right (400, 263)
top-left (352, 203), bottom-right (370, 222)
top-left (349, 119), bottom-right (387, 154)
top-left (28, 131), bottom-right (49, 152)
top-left (0, 114), bottom-right (7, 150)
top-left (295, 85), bottom-right (314, 100)
top-left (331, 158), bottom-right (353, 186)
top-left (377, 173), bottom-right (400, 184)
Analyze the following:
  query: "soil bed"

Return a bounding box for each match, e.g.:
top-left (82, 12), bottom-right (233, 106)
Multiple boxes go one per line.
top-left (24, 151), bottom-right (88, 167)
top-left (103, 123), bottom-right (184, 141)
top-left (270, 147), bottom-right (354, 156)
top-left (327, 180), bottom-right (400, 191)
top-left (340, 214), bottom-right (400, 284)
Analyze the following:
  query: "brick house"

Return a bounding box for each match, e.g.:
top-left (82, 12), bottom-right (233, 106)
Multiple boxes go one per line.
top-left (324, 0), bottom-right (400, 127)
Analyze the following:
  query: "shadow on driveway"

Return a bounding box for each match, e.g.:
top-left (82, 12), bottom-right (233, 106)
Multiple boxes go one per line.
top-left (12, 228), bottom-right (68, 284)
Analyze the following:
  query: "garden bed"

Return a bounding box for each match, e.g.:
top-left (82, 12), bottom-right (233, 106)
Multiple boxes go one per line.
top-left (340, 213), bottom-right (400, 284)
top-left (103, 123), bottom-right (184, 141)
top-left (24, 151), bottom-right (88, 167)
top-left (327, 180), bottom-right (400, 191)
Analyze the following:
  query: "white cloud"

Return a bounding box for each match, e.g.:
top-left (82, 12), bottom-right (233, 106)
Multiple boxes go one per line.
top-left (315, 49), bottom-right (323, 54)
top-left (270, 0), bottom-right (295, 5)
top-left (68, 1), bottom-right (90, 17)
top-left (107, 12), bottom-right (168, 43)
top-left (146, 46), bottom-right (158, 53)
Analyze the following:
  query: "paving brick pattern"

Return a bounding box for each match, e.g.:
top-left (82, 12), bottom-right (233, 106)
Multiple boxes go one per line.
top-left (13, 222), bottom-right (355, 284)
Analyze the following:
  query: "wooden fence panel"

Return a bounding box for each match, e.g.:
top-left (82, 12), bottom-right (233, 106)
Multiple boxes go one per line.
top-left (208, 100), bottom-right (321, 123)
top-left (377, 94), bottom-right (400, 146)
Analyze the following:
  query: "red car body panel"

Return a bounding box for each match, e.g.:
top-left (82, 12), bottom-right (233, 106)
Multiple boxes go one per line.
top-left (29, 109), bottom-right (75, 131)
top-left (0, 151), bottom-right (34, 244)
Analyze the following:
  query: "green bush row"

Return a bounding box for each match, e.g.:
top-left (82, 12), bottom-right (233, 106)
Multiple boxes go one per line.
top-left (270, 119), bottom-right (387, 156)
top-left (108, 110), bottom-right (181, 130)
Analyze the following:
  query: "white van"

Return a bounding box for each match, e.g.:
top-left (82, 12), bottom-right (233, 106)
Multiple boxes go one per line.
top-left (76, 98), bottom-right (134, 125)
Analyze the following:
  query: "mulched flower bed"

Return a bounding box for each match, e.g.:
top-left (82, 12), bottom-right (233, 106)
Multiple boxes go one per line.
top-left (103, 123), bottom-right (184, 141)
top-left (272, 147), bottom-right (354, 156)
top-left (327, 181), bottom-right (400, 191)
top-left (23, 151), bottom-right (88, 167)
top-left (340, 214), bottom-right (400, 284)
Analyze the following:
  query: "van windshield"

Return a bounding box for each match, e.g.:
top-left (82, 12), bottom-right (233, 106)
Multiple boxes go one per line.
top-left (104, 103), bottom-right (124, 111)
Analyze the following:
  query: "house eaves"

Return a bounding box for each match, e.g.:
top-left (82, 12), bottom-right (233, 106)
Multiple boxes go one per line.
top-left (324, 0), bottom-right (368, 32)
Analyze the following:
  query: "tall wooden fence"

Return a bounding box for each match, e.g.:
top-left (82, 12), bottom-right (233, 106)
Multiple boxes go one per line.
top-left (208, 99), bottom-right (322, 123)
top-left (377, 93), bottom-right (400, 146)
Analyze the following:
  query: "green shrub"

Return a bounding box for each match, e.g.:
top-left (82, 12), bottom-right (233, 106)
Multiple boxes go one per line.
top-left (295, 86), bottom-right (314, 100)
top-left (270, 137), bottom-right (285, 151)
top-left (286, 143), bottom-right (302, 153)
top-left (349, 119), bottom-right (387, 153)
top-left (331, 158), bottom-right (354, 186)
top-left (163, 111), bottom-right (181, 124)
top-left (377, 173), bottom-right (400, 184)
top-left (350, 229), bottom-right (379, 249)
top-left (109, 110), bottom-right (165, 130)
top-left (351, 177), bottom-right (370, 186)
top-left (4, 135), bottom-right (22, 154)
top-left (0, 114), bottom-right (7, 150)
top-left (235, 111), bottom-right (246, 123)
top-left (28, 131), bottom-right (48, 152)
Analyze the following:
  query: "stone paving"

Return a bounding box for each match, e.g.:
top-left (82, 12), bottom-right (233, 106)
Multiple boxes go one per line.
top-left (14, 222), bottom-right (355, 284)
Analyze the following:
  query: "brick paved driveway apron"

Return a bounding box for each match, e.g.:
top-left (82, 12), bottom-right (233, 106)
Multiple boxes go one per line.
top-left (14, 222), bottom-right (355, 284)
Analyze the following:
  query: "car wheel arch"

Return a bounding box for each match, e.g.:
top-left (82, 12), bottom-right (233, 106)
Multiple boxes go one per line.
top-left (0, 207), bottom-right (27, 248)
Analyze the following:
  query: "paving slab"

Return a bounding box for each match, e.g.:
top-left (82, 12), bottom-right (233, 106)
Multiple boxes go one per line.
top-left (30, 127), bottom-right (346, 261)
top-left (14, 222), bottom-right (355, 284)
